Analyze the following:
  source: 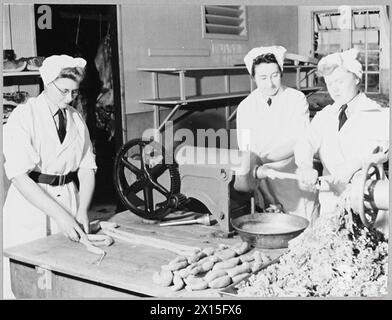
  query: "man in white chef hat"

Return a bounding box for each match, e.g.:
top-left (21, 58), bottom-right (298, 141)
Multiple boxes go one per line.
top-left (237, 45), bottom-right (318, 222)
top-left (3, 55), bottom-right (97, 298)
top-left (295, 48), bottom-right (389, 232)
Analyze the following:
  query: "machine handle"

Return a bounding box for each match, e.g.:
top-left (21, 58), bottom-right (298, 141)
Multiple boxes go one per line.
top-left (159, 214), bottom-right (212, 227)
top-left (254, 166), bottom-right (332, 190)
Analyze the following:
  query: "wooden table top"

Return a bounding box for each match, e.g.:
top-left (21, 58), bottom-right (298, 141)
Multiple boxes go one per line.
top-left (4, 210), bottom-right (285, 297)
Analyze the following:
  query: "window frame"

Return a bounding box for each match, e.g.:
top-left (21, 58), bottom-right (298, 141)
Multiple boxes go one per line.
top-left (311, 7), bottom-right (381, 94)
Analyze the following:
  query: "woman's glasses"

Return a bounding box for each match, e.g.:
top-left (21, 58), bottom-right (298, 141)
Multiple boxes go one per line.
top-left (52, 82), bottom-right (79, 97)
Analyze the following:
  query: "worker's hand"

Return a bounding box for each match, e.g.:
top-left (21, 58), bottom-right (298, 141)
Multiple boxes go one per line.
top-left (76, 208), bottom-right (90, 234)
top-left (265, 203), bottom-right (284, 213)
top-left (296, 166), bottom-right (319, 190)
top-left (330, 161), bottom-right (361, 185)
top-left (366, 150), bottom-right (389, 165)
top-left (259, 152), bottom-right (269, 165)
top-left (54, 213), bottom-right (87, 242)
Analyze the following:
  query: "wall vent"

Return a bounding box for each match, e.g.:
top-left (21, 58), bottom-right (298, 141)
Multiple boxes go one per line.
top-left (202, 5), bottom-right (248, 40)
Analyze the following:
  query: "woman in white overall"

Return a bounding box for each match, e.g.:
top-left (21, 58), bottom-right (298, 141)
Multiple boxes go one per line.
top-left (236, 46), bottom-right (318, 221)
top-left (3, 55), bottom-right (97, 298)
top-left (295, 48), bottom-right (389, 235)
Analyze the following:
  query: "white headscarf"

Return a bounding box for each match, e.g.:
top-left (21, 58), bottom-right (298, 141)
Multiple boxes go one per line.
top-left (244, 45), bottom-right (287, 75)
top-left (317, 48), bottom-right (363, 79)
top-left (39, 55), bottom-right (87, 86)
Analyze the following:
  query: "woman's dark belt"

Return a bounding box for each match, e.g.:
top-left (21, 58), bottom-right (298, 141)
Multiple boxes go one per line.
top-left (28, 171), bottom-right (77, 186)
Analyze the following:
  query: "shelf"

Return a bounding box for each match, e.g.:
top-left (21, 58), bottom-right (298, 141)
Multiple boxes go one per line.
top-left (284, 65), bottom-right (317, 72)
top-left (316, 29), bottom-right (342, 32)
top-left (138, 58), bottom-right (319, 136)
top-left (139, 91), bottom-right (250, 106)
top-left (138, 64), bottom-right (316, 73)
top-left (299, 86), bottom-right (323, 94)
top-left (140, 86), bottom-right (322, 107)
top-left (137, 66), bottom-right (248, 73)
top-left (3, 70), bottom-right (40, 77)
top-left (352, 27), bottom-right (379, 31)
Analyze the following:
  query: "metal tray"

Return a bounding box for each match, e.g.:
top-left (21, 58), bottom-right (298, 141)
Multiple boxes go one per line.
top-left (231, 213), bottom-right (309, 249)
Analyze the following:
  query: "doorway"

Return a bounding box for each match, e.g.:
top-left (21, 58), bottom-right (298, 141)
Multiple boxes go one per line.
top-left (34, 4), bottom-right (123, 214)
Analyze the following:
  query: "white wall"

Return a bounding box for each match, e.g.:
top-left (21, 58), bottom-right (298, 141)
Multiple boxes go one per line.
top-left (118, 4), bottom-right (301, 147)
top-left (119, 4), bottom-right (299, 115)
top-left (3, 4), bottom-right (37, 58)
top-left (3, 4), bottom-right (40, 97)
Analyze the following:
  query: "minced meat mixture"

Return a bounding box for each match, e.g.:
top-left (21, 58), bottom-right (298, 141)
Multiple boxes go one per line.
top-left (237, 208), bottom-right (388, 297)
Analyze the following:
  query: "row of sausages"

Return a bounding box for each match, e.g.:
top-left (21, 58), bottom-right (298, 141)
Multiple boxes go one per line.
top-left (152, 241), bottom-right (271, 292)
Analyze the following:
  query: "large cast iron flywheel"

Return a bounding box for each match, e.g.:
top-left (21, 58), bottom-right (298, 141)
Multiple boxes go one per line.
top-left (113, 138), bottom-right (181, 220)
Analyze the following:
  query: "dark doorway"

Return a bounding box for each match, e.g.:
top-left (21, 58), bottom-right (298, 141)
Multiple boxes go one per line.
top-left (34, 4), bottom-right (123, 210)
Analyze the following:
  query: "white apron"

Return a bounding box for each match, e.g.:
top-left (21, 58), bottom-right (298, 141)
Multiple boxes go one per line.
top-left (236, 86), bottom-right (318, 221)
top-left (2, 93), bottom-right (96, 298)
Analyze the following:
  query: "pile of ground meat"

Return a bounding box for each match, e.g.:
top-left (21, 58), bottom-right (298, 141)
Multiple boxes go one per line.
top-left (237, 208), bottom-right (388, 297)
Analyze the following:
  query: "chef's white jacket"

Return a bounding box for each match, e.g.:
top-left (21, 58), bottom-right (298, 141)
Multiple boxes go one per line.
top-left (3, 93), bottom-right (97, 248)
top-left (295, 92), bottom-right (389, 221)
top-left (236, 85), bottom-right (318, 220)
top-left (2, 93), bottom-right (97, 298)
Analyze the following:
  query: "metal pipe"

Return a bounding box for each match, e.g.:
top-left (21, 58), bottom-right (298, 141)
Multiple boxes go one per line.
top-left (179, 71), bottom-right (186, 101)
top-left (224, 73), bottom-right (231, 147)
top-left (372, 180), bottom-right (389, 210)
top-left (160, 214), bottom-right (211, 227)
top-left (253, 165), bottom-right (332, 191)
top-left (227, 108), bottom-right (237, 122)
top-left (158, 103), bottom-right (183, 132)
top-left (152, 72), bottom-right (160, 142)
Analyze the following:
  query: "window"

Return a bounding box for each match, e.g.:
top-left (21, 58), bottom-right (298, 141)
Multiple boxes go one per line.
top-left (312, 8), bottom-right (381, 93)
top-left (201, 5), bottom-right (248, 40)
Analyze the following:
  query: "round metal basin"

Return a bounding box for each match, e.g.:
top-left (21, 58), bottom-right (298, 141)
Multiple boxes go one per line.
top-left (231, 213), bottom-right (309, 249)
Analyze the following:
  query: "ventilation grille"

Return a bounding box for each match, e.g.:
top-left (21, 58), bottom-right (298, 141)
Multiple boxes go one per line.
top-left (202, 5), bottom-right (247, 40)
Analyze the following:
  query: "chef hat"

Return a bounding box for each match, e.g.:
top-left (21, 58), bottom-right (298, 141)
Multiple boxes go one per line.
top-left (244, 45), bottom-right (287, 75)
top-left (39, 55), bottom-right (87, 86)
top-left (317, 48), bottom-right (363, 79)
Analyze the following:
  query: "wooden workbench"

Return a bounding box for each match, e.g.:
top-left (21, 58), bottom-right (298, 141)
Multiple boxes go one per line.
top-left (4, 211), bottom-right (285, 298)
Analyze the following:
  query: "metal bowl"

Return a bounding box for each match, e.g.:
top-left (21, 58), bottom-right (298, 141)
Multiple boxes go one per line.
top-left (231, 213), bottom-right (309, 249)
